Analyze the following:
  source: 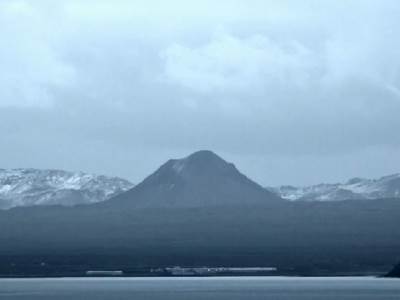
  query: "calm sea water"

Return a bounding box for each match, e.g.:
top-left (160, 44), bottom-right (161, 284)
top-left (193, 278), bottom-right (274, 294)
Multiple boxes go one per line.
top-left (0, 277), bottom-right (399, 299)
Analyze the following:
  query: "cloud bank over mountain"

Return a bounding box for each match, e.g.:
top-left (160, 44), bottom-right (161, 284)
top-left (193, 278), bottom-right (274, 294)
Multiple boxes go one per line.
top-left (1, 0), bottom-right (400, 185)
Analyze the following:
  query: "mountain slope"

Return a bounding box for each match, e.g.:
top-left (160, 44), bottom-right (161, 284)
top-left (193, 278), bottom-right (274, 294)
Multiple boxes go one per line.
top-left (268, 174), bottom-right (400, 201)
top-left (103, 150), bottom-right (282, 208)
top-left (0, 151), bottom-right (399, 276)
top-left (0, 168), bottom-right (134, 209)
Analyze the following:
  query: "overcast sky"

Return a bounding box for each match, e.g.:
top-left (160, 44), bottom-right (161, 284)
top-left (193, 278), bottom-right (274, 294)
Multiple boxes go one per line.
top-left (1, 0), bottom-right (400, 186)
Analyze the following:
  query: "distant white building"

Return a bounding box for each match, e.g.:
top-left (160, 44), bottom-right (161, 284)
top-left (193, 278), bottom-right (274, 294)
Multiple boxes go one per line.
top-left (86, 270), bottom-right (124, 276)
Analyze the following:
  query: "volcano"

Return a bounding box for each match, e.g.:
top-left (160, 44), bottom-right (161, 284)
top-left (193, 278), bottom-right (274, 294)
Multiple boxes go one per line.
top-left (103, 150), bottom-right (281, 208)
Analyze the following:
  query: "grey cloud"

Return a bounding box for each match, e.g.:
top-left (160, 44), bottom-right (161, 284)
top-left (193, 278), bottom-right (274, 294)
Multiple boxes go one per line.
top-left (0, 0), bottom-right (400, 185)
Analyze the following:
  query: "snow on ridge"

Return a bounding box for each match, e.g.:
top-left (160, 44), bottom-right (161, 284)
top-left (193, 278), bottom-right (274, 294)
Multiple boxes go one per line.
top-left (269, 173), bottom-right (400, 202)
top-left (0, 168), bottom-right (134, 209)
top-left (172, 159), bottom-right (186, 174)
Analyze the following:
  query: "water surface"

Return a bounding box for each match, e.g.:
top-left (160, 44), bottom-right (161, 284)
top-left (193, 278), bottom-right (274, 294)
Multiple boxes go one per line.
top-left (0, 277), bottom-right (399, 299)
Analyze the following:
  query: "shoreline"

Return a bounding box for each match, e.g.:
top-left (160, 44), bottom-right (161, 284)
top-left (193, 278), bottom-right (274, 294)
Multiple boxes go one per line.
top-left (0, 274), bottom-right (387, 280)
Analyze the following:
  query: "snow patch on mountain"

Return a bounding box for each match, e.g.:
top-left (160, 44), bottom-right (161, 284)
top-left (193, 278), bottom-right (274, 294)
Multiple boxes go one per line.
top-left (0, 168), bottom-right (134, 209)
top-left (172, 159), bottom-right (186, 174)
top-left (268, 173), bottom-right (400, 201)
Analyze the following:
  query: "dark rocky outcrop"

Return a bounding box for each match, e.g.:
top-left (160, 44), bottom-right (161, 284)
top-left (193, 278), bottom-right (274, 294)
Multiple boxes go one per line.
top-left (386, 263), bottom-right (400, 277)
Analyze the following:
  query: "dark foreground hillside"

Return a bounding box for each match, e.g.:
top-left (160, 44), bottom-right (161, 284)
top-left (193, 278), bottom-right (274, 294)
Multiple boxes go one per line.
top-left (1, 198), bottom-right (399, 277)
top-left (0, 151), bottom-right (399, 277)
top-left (386, 263), bottom-right (400, 277)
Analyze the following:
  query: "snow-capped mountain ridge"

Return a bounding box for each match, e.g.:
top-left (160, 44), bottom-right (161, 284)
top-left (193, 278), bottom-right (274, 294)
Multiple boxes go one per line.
top-left (268, 173), bottom-right (400, 201)
top-left (0, 168), bottom-right (134, 209)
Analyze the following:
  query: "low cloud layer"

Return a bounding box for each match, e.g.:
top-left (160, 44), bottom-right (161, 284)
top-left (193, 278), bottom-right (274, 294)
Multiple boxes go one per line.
top-left (1, 0), bottom-right (400, 185)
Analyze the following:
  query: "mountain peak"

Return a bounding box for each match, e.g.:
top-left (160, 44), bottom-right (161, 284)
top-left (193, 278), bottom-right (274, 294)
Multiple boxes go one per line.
top-left (107, 150), bottom-right (281, 208)
top-left (169, 150), bottom-right (235, 177)
top-left (186, 150), bottom-right (222, 161)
